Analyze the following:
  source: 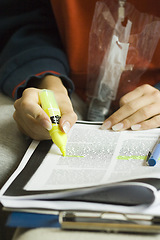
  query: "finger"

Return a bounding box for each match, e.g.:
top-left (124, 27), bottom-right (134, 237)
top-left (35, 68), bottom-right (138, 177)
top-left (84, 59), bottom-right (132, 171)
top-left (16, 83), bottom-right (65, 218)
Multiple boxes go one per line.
top-left (112, 101), bottom-right (160, 131)
top-left (131, 115), bottom-right (160, 130)
top-left (14, 109), bottom-right (50, 140)
top-left (37, 89), bottom-right (77, 133)
top-left (13, 111), bottom-right (30, 137)
top-left (23, 89), bottom-right (77, 134)
top-left (14, 89), bottom-right (52, 131)
top-left (119, 84), bottom-right (156, 107)
top-left (102, 89), bottom-right (160, 130)
top-left (122, 102), bottom-right (160, 130)
top-left (102, 95), bottom-right (153, 130)
top-left (60, 111), bottom-right (77, 133)
top-left (58, 96), bottom-right (77, 133)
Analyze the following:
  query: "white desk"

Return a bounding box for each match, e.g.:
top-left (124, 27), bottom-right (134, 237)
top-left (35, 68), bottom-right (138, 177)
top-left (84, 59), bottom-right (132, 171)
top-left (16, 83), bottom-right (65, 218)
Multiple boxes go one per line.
top-left (13, 227), bottom-right (160, 240)
top-left (0, 92), bottom-right (30, 188)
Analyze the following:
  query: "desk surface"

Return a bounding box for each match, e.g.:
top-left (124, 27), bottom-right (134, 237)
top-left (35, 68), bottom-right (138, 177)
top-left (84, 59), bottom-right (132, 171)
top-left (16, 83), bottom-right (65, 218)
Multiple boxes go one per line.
top-left (1, 92), bottom-right (160, 240)
top-left (13, 227), bottom-right (160, 240)
top-left (0, 92), bottom-right (30, 188)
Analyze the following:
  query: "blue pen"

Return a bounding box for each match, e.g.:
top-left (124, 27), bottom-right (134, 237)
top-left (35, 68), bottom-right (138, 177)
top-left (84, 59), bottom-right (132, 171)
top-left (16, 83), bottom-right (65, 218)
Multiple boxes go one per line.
top-left (147, 137), bottom-right (160, 166)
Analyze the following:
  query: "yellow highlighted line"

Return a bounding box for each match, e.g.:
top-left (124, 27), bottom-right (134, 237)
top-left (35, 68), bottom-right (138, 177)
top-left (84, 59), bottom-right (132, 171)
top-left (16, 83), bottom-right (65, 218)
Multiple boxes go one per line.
top-left (117, 155), bottom-right (148, 160)
top-left (66, 155), bottom-right (84, 158)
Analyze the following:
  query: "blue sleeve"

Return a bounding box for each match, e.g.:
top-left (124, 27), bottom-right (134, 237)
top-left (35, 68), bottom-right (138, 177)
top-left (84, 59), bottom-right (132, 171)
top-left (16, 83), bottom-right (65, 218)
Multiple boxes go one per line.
top-left (154, 82), bottom-right (160, 91)
top-left (0, 0), bottom-right (74, 99)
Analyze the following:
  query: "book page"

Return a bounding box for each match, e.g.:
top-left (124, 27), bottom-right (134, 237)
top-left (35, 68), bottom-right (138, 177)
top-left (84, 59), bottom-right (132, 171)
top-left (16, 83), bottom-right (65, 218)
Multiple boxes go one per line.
top-left (25, 123), bottom-right (160, 191)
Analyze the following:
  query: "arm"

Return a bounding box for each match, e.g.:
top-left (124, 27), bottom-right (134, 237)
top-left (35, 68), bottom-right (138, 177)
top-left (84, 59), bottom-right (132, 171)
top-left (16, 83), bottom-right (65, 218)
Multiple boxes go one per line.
top-left (0, 0), bottom-right (73, 99)
top-left (0, 0), bottom-right (77, 139)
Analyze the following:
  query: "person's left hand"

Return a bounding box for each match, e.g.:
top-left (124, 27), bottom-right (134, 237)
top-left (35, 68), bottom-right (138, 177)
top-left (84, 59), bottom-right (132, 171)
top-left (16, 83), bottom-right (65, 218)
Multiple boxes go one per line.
top-left (101, 84), bottom-right (160, 131)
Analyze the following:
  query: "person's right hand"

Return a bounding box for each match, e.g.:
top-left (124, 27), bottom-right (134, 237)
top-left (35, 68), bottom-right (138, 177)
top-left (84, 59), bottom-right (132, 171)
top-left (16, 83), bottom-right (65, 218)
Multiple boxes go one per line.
top-left (101, 84), bottom-right (160, 131)
top-left (13, 76), bottom-right (77, 140)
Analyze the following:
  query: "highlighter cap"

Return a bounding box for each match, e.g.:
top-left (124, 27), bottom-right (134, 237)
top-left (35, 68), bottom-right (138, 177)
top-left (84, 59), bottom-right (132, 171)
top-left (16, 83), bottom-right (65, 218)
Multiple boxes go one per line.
top-left (148, 158), bottom-right (156, 166)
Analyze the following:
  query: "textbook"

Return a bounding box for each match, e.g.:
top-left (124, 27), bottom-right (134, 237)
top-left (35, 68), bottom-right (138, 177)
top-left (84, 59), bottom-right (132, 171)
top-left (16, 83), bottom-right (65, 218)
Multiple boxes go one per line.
top-left (1, 122), bottom-right (160, 218)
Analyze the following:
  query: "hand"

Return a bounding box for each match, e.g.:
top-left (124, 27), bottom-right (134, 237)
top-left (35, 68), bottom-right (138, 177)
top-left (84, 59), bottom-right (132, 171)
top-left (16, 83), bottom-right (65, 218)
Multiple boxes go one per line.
top-left (101, 84), bottom-right (160, 131)
top-left (13, 76), bottom-right (77, 140)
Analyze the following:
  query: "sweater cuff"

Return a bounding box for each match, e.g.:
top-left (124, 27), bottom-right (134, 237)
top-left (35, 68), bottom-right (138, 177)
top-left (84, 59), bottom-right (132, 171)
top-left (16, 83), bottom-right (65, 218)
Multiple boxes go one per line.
top-left (0, 47), bottom-right (74, 99)
top-left (14, 70), bottom-right (74, 99)
top-left (154, 82), bottom-right (160, 91)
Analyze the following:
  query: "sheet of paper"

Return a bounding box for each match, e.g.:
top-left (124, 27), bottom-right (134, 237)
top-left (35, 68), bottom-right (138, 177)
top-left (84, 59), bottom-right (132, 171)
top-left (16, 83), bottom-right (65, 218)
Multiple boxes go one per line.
top-left (24, 123), bottom-right (160, 191)
top-left (3, 193), bottom-right (160, 217)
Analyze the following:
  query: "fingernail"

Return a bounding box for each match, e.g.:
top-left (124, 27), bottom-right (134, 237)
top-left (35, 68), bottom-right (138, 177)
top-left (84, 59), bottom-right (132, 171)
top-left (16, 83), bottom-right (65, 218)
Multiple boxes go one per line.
top-left (43, 120), bottom-right (52, 131)
top-left (101, 121), bottom-right (111, 130)
top-left (131, 124), bottom-right (141, 131)
top-left (62, 121), bottom-right (71, 134)
top-left (112, 123), bottom-right (124, 131)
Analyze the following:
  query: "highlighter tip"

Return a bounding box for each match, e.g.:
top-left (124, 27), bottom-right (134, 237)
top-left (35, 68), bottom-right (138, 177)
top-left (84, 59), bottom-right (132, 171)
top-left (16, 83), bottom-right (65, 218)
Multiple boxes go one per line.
top-left (60, 147), bottom-right (66, 157)
top-left (62, 152), bottom-right (66, 157)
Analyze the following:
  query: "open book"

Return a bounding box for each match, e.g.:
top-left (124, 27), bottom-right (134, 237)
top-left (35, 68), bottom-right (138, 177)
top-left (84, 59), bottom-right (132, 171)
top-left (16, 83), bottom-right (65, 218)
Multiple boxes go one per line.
top-left (1, 122), bottom-right (160, 216)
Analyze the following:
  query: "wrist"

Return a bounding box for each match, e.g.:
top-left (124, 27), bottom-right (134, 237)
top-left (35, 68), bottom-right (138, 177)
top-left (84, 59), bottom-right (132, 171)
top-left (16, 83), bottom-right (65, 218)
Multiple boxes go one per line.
top-left (33, 75), bottom-right (68, 96)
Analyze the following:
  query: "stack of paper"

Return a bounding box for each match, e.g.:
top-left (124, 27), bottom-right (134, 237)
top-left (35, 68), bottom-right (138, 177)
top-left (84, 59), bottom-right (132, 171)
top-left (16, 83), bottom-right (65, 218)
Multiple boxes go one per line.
top-left (1, 122), bottom-right (160, 232)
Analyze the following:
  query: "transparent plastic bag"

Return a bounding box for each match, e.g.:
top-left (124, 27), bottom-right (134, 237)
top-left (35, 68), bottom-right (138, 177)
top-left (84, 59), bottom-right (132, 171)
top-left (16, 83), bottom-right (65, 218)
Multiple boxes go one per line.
top-left (87, 0), bottom-right (160, 121)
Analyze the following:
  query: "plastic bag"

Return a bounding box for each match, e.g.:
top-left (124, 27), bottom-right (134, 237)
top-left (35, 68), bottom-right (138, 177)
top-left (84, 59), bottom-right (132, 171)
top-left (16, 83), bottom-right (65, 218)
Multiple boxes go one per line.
top-left (87, 0), bottom-right (160, 121)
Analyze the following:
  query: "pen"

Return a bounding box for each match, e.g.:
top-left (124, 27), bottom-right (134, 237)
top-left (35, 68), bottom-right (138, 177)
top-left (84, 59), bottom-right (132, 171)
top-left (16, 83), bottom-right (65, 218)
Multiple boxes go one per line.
top-left (147, 137), bottom-right (160, 166)
top-left (39, 89), bottom-right (67, 156)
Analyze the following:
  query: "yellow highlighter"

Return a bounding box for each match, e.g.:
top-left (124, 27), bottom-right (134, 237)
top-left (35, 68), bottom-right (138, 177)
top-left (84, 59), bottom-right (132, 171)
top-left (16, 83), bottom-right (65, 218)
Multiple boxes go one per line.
top-left (39, 89), bottom-right (67, 156)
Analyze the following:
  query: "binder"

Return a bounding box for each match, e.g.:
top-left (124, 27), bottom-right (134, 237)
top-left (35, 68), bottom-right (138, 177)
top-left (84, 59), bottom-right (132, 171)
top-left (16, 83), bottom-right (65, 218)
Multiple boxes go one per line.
top-left (60, 211), bottom-right (160, 234)
top-left (6, 211), bottom-right (160, 234)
